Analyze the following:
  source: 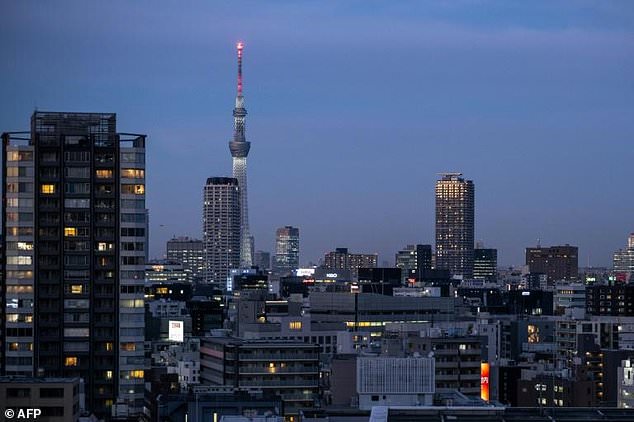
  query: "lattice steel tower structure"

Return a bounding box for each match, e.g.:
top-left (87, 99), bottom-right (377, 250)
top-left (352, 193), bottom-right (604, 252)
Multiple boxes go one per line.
top-left (229, 41), bottom-right (253, 267)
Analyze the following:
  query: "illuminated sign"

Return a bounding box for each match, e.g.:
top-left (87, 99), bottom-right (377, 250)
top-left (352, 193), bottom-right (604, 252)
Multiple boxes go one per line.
top-left (521, 291), bottom-right (531, 296)
top-left (326, 273), bottom-right (338, 278)
top-left (295, 268), bottom-right (316, 277)
top-left (481, 362), bottom-right (490, 402)
top-left (168, 320), bottom-right (184, 342)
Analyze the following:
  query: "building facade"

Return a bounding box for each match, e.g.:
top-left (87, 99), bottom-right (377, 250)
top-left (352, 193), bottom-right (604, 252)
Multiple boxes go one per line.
top-left (202, 177), bottom-right (241, 290)
top-left (166, 236), bottom-right (204, 282)
top-left (435, 173), bottom-right (475, 279)
top-left (395, 244), bottom-right (433, 284)
top-left (274, 226), bottom-right (299, 276)
top-left (323, 248), bottom-right (378, 279)
top-left (473, 248), bottom-right (497, 282)
top-left (1, 112), bottom-right (146, 417)
top-left (614, 234), bottom-right (634, 282)
top-left (526, 245), bottom-right (578, 282)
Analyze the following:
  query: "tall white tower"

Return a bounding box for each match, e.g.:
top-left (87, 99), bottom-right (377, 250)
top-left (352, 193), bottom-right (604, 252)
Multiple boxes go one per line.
top-left (228, 41), bottom-right (253, 267)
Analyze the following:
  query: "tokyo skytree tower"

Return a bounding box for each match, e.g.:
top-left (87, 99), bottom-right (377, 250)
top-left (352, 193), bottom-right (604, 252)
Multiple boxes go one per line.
top-left (228, 41), bottom-right (253, 267)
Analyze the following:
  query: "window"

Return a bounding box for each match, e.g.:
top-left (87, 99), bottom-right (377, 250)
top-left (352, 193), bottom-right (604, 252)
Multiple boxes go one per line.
top-left (7, 151), bottom-right (33, 161)
top-left (41, 184), bottom-right (56, 194)
top-left (40, 388), bottom-right (64, 398)
top-left (64, 328), bottom-right (89, 337)
top-left (121, 184), bottom-right (145, 195)
top-left (65, 198), bottom-right (90, 208)
top-left (64, 167), bottom-right (90, 178)
top-left (64, 356), bottom-right (78, 367)
top-left (97, 242), bottom-right (114, 251)
top-left (121, 343), bottom-right (136, 351)
top-left (6, 256), bottom-right (32, 265)
top-left (121, 169), bottom-right (144, 179)
top-left (289, 321), bottom-right (303, 330)
top-left (65, 183), bottom-right (90, 194)
top-left (70, 285), bottom-right (83, 294)
top-left (65, 227), bottom-right (78, 237)
top-left (96, 169), bottom-right (113, 179)
top-left (7, 388), bottom-right (31, 398)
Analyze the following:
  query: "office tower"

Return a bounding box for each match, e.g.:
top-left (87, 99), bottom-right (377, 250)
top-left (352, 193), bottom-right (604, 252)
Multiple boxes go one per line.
top-left (203, 177), bottom-right (240, 289)
top-left (254, 250), bottom-right (271, 271)
top-left (1, 112), bottom-right (146, 417)
top-left (435, 173), bottom-right (475, 278)
top-left (274, 226), bottom-right (300, 275)
top-left (323, 247), bottom-right (378, 279)
top-left (395, 244), bottom-right (433, 283)
top-left (473, 248), bottom-right (498, 282)
top-left (166, 236), bottom-right (204, 282)
top-left (228, 42), bottom-right (252, 267)
top-left (613, 234), bottom-right (634, 282)
top-left (526, 244), bottom-right (578, 282)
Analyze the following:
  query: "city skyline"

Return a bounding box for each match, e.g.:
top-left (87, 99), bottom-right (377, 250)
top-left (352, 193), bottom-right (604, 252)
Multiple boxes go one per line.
top-left (1, 2), bottom-right (633, 267)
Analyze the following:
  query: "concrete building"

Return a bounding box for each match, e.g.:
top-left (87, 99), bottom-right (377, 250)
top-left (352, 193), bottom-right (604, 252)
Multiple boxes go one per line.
top-left (0, 377), bottom-right (80, 422)
top-left (323, 248), bottom-right (377, 279)
top-left (2, 112), bottom-right (146, 417)
top-left (199, 336), bottom-right (320, 416)
top-left (145, 260), bottom-right (188, 283)
top-left (526, 245), bottom-right (578, 282)
top-left (356, 356), bottom-right (435, 409)
top-left (202, 177), bottom-right (241, 289)
top-left (618, 358), bottom-right (634, 408)
top-left (166, 236), bottom-right (205, 282)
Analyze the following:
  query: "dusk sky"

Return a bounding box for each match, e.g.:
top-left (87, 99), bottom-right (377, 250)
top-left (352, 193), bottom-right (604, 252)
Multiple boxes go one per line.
top-left (1, 1), bottom-right (633, 267)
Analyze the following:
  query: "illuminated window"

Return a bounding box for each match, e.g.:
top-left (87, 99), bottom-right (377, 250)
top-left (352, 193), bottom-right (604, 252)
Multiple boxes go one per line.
top-left (71, 285), bottom-right (83, 294)
top-left (41, 184), bottom-right (55, 194)
top-left (105, 370), bottom-right (113, 380)
top-left (64, 227), bottom-right (77, 237)
top-left (96, 169), bottom-right (113, 179)
top-left (156, 287), bottom-right (168, 294)
top-left (289, 321), bottom-right (302, 330)
top-left (134, 184), bottom-right (144, 194)
top-left (121, 343), bottom-right (136, 351)
top-left (105, 342), bottom-right (113, 351)
top-left (9, 343), bottom-right (19, 351)
top-left (121, 169), bottom-right (145, 179)
top-left (6, 314), bottom-right (19, 322)
top-left (17, 242), bottom-right (33, 251)
top-left (97, 242), bottom-right (113, 251)
top-left (65, 357), bottom-right (78, 367)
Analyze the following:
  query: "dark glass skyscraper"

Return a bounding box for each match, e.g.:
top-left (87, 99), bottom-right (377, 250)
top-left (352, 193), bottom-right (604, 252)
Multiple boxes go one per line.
top-left (435, 173), bottom-right (475, 278)
top-left (473, 248), bottom-right (497, 282)
top-left (1, 112), bottom-right (147, 417)
top-left (274, 226), bottom-right (300, 275)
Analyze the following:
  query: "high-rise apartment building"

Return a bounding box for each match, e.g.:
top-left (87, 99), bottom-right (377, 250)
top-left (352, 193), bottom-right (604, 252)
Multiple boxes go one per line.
top-left (395, 244), bottom-right (433, 283)
top-left (473, 248), bottom-right (498, 282)
top-left (228, 42), bottom-right (252, 267)
top-left (613, 234), bottom-right (634, 282)
top-left (1, 112), bottom-right (146, 417)
top-left (435, 173), bottom-right (475, 278)
top-left (526, 245), bottom-right (578, 282)
top-left (202, 177), bottom-right (240, 289)
top-left (274, 226), bottom-right (299, 275)
top-left (166, 236), bottom-right (204, 282)
top-left (323, 247), bottom-right (378, 279)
